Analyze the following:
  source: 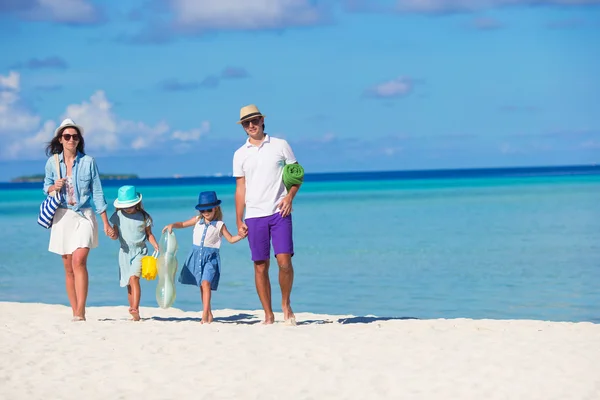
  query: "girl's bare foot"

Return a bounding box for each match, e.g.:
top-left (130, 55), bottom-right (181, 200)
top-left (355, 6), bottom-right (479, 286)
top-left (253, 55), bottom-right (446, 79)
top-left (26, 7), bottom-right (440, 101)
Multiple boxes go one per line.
top-left (201, 311), bottom-right (212, 324)
top-left (129, 308), bottom-right (140, 321)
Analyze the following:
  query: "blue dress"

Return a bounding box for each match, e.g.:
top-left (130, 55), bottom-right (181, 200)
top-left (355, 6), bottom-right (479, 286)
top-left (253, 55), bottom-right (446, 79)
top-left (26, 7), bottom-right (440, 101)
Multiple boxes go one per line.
top-left (179, 219), bottom-right (223, 291)
top-left (110, 210), bottom-right (150, 287)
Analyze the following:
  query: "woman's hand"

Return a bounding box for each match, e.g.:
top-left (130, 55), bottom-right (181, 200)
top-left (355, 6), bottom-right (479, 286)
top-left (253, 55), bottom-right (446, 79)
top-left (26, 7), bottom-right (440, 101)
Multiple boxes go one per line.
top-left (162, 224), bottom-right (173, 233)
top-left (104, 225), bottom-right (115, 238)
top-left (54, 178), bottom-right (66, 191)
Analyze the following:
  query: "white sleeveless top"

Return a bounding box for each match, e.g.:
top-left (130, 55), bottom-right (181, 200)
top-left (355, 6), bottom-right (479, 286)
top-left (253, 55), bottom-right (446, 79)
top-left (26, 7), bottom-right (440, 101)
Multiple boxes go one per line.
top-left (192, 218), bottom-right (224, 249)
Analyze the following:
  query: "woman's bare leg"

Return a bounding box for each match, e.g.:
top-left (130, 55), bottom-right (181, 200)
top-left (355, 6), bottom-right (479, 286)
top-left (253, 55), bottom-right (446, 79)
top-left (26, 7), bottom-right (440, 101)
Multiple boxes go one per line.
top-left (61, 255), bottom-right (77, 316)
top-left (71, 247), bottom-right (90, 320)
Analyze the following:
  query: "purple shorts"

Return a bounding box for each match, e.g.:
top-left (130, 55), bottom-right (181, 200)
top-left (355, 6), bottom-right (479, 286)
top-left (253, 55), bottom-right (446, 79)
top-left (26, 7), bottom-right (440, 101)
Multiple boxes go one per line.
top-left (245, 213), bottom-right (294, 261)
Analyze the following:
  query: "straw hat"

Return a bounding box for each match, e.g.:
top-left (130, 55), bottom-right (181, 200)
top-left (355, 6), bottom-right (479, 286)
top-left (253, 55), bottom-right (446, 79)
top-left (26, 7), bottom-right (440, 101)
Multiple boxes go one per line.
top-left (54, 118), bottom-right (84, 137)
top-left (237, 104), bottom-right (265, 124)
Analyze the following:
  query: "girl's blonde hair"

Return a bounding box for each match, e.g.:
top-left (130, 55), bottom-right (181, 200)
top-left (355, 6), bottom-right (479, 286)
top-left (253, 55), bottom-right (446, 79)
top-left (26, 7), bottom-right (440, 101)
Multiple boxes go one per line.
top-left (199, 205), bottom-right (223, 223)
top-left (117, 201), bottom-right (153, 227)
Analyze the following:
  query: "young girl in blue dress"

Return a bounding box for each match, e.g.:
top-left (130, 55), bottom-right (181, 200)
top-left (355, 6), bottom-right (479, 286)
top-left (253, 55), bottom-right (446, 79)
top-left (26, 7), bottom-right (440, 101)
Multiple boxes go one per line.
top-left (109, 185), bottom-right (159, 321)
top-left (162, 191), bottom-right (246, 324)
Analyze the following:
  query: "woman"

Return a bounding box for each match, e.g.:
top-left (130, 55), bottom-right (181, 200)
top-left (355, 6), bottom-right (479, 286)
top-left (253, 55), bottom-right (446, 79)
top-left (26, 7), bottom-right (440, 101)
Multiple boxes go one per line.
top-left (43, 118), bottom-right (114, 321)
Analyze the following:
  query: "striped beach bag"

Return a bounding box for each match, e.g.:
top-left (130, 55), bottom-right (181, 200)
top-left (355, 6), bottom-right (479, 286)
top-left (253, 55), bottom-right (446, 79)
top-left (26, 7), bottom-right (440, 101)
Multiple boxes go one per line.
top-left (37, 154), bottom-right (63, 229)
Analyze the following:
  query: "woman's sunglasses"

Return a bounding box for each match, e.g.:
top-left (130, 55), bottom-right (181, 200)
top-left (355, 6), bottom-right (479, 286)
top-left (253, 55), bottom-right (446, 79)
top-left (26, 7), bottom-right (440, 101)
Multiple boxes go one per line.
top-left (241, 117), bottom-right (261, 128)
top-left (200, 208), bottom-right (214, 213)
top-left (62, 133), bottom-right (81, 141)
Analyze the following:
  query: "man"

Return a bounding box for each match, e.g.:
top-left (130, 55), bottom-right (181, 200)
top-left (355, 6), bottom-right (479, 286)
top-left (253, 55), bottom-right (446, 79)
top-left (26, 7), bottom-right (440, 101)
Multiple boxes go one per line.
top-left (232, 104), bottom-right (301, 325)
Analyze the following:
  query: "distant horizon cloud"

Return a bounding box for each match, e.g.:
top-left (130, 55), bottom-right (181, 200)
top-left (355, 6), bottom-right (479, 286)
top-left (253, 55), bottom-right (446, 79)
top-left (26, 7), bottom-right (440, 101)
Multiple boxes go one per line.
top-left (10, 56), bottom-right (68, 70)
top-left (363, 76), bottom-right (414, 99)
top-left (469, 16), bottom-right (504, 30)
top-left (345, 0), bottom-right (600, 14)
top-left (159, 67), bottom-right (250, 91)
top-left (394, 0), bottom-right (600, 13)
top-left (545, 17), bottom-right (587, 29)
top-left (221, 67), bottom-right (250, 79)
top-left (0, 0), bottom-right (104, 24)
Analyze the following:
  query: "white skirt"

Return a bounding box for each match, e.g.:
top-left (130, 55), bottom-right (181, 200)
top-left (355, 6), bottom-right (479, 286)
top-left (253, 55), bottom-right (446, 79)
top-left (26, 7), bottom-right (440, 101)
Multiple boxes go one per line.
top-left (48, 208), bottom-right (99, 255)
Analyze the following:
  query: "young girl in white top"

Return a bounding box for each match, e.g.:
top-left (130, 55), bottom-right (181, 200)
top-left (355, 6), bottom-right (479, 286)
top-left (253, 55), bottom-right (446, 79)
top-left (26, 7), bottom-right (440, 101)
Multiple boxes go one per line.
top-left (162, 191), bottom-right (245, 323)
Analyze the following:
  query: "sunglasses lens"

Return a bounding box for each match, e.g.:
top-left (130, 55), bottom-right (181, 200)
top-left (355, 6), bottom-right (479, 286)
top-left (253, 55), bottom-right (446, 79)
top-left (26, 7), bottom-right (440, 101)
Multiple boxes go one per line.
top-left (242, 118), bottom-right (260, 127)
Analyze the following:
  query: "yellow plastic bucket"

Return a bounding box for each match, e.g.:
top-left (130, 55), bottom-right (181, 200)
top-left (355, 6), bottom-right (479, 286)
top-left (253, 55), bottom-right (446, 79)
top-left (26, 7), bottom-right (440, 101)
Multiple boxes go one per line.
top-left (141, 251), bottom-right (158, 280)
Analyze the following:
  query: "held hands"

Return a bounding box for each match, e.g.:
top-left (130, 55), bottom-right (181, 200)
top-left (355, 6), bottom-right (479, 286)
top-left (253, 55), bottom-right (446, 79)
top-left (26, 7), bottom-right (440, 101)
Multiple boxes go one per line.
top-left (104, 224), bottom-right (116, 239)
top-left (277, 195), bottom-right (293, 218)
top-left (237, 222), bottom-right (248, 238)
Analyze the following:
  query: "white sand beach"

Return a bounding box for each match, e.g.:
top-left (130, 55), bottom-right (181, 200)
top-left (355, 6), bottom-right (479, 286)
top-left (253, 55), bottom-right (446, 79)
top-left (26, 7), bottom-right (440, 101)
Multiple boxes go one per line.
top-left (1, 302), bottom-right (599, 400)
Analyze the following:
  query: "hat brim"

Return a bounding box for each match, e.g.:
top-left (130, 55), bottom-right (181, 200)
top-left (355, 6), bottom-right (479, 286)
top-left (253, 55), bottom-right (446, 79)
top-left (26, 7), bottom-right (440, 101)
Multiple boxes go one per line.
top-left (114, 194), bottom-right (142, 208)
top-left (236, 114), bottom-right (265, 124)
top-left (55, 123), bottom-right (85, 137)
top-left (195, 200), bottom-right (221, 211)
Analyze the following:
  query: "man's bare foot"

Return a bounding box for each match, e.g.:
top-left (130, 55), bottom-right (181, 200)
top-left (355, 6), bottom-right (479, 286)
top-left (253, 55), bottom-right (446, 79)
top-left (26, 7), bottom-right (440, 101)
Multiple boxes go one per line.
top-left (282, 305), bottom-right (296, 325)
top-left (282, 304), bottom-right (295, 320)
top-left (261, 312), bottom-right (275, 325)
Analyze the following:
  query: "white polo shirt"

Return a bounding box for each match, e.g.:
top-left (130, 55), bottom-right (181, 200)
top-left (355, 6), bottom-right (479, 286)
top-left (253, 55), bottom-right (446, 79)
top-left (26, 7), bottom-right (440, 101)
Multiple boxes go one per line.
top-left (233, 134), bottom-right (297, 219)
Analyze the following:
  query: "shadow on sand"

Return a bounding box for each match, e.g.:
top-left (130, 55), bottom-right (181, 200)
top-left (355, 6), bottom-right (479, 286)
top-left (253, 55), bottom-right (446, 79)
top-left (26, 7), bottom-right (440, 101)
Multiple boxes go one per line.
top-left (99, 314), bottom-right (419, 325)
top-left (148, 313), bottom-right (261, 325)
top-left (337, 316), bottom-right (419, 324)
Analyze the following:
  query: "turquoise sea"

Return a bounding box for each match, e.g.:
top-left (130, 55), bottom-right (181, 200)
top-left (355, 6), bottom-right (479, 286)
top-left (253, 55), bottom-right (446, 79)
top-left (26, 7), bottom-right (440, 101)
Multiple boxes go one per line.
top-left (1, 167), bottom-right (599, 322)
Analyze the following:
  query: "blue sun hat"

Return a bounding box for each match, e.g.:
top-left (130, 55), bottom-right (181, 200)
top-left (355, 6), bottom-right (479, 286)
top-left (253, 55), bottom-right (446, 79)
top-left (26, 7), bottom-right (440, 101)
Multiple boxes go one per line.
top-left (114, 185), bottom-right (142, 208)
top-left (195, 191), bottom-right (221, 211)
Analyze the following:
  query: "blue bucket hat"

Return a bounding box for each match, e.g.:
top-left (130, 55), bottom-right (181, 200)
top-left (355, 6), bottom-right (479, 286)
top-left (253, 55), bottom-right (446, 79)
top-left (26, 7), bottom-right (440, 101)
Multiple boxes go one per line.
top-left (195, 191), bottom-right (221, 211)
top-left (114, 185), bottom-right (142, 208)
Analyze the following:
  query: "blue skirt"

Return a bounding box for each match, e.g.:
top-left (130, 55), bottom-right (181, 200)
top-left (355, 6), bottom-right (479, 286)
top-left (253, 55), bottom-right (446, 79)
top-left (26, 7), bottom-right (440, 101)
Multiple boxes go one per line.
top-left (179, 245), bottom-right (221, 290)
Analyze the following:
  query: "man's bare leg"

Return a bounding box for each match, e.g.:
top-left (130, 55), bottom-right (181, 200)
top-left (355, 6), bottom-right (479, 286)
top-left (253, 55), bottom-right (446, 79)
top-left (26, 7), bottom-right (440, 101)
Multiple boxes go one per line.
top-left (254, 260), bottom-right (274, 324)
top-left (276, 253), bottom-right (295, 323)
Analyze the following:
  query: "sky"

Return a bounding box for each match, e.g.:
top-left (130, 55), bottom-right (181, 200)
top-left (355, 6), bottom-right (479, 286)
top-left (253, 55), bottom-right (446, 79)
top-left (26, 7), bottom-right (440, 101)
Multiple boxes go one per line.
top-left (0, 0), bottom-right (599, 181)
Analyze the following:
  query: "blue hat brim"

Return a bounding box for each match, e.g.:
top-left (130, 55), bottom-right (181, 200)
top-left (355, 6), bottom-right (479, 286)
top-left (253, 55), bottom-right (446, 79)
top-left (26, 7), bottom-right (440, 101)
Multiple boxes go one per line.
top-left (195, 199), bottom-right (221, 211)
top-left (114, 193), bottom-right (142, 208)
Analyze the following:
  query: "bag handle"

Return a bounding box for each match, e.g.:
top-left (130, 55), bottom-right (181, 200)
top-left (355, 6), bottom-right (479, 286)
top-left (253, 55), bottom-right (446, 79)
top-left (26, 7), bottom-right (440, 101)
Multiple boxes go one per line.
top-left (50, 153), bottom-right (61, 198)
top-left (54, 153), bottom-right (61, 179)
top-left (151, 250), bottom-right (159, 259)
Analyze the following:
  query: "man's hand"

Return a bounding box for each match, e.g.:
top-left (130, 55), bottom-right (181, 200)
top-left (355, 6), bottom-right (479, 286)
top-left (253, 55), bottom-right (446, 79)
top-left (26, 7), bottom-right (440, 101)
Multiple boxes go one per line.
top-left (277, 195), bottom-right (293, 218)
top-left (237, 221), bottom-right (248, 237)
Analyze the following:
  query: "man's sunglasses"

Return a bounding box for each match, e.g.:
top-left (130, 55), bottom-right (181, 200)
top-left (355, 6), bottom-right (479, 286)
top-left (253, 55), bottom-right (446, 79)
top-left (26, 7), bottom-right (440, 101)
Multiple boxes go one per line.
top-left (241, 117), bottom-right (261, 128)
top-left (62, 134), bottom-right (81, 141)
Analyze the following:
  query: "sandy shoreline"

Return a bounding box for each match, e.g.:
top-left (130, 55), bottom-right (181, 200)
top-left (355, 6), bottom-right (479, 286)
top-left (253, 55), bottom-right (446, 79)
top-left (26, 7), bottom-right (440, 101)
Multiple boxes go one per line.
top-left (1, 302), bottom-right (599, 400)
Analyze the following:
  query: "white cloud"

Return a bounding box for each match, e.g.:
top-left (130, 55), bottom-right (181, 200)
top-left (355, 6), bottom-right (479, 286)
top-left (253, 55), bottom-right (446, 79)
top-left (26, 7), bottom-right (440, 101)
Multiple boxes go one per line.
top-left (0, 71), bottom-right (20, 90)
top-left (580, 140), bottom-right (600, 149)
top-left (169, 0), bottom-right (324, 30)
top-left (172, 121), bottom-right (211, 141)
top-left (364, 76), bottom-right (413, 98)
top-left (394, 0), bottom-right (600, 13)
top-left (0, 72), bottom-right (210, 160)
top-left (0, 71), bottom-right (40, 135)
